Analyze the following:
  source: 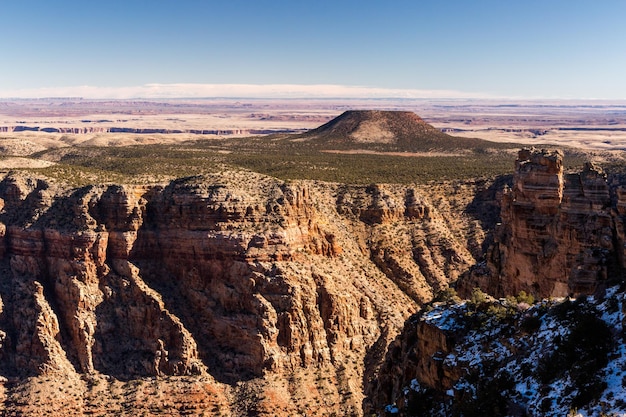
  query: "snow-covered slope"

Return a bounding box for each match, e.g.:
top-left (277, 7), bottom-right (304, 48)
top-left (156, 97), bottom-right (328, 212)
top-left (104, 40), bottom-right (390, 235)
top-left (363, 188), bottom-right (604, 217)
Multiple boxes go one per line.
top-left (370, 286), bottom-right (626, 416)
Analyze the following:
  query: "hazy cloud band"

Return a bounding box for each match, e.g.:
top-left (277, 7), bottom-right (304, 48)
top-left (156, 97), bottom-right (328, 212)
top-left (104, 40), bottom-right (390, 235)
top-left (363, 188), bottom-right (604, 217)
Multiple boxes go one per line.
top-left (0, 84), bottom-right (490, 99)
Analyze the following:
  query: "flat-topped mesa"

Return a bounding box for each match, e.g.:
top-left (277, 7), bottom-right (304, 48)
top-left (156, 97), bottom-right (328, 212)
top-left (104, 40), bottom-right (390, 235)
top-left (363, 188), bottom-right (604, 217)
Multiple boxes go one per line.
top-left (297, 109), bottom-right (493, 151)
top-left (459, 148), bottom-right (621, 299)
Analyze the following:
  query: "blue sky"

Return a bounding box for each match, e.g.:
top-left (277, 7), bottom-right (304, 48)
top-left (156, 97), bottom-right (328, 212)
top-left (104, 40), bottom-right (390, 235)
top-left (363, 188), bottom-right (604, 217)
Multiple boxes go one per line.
top-left (1, 0), bottom-right (625, 99)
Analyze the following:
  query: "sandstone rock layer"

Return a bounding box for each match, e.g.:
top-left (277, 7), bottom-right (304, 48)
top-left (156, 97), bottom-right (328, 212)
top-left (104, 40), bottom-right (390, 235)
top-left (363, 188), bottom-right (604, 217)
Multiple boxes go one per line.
top-left (0, 171), bottom-right (483, 416)
top-left (460, 148), bottom-right (626, 298)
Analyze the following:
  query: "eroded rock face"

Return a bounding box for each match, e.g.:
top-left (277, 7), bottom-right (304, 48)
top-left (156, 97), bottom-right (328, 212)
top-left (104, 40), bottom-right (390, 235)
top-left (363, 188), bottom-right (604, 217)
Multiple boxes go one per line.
top-left (459, 148), bottom-right (623, 298)
top-left (0, 171), bottom-right (482, 416)
top-left (365, 311), bottom-right (462, 413)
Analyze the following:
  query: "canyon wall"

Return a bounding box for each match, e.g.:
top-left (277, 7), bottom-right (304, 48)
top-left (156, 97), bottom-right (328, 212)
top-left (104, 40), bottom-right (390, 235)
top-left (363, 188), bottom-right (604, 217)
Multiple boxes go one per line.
top-left (459, 148), bottom-right (626, 299)
top-left (0, 171), bottom-right (483, 416)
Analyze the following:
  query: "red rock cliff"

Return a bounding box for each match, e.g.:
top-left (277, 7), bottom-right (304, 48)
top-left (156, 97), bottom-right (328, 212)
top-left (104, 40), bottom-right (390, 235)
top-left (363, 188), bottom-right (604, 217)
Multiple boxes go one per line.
top-left (460, 148), bottom-right (624, 298)
top-left (0, 171), bottom-right (480, 416)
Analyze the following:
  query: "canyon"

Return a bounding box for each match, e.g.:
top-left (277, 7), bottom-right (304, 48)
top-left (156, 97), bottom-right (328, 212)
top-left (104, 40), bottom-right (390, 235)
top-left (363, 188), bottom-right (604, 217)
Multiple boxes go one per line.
top-left (1, 105), bottom-right (626, 415)
top-left (368, 147), bottom-right (626, 416)
top-left (0, 167), bottom-right (488, 416)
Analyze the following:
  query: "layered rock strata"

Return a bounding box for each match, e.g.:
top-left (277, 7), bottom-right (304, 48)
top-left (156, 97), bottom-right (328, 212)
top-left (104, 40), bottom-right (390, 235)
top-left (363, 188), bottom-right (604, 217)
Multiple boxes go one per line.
top-left (460, 148), bottom-right (625, 298)
top-left (0, 171), bottom-right (481, 416)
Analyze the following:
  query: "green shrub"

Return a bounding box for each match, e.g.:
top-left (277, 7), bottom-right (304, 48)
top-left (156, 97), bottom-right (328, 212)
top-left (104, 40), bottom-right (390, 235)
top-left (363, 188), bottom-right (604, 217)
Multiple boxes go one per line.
top-left (435, 287), bottom-right (462, 304)
top-left (452, 371), bottom-right (514, 417)
top-left (468, 288), bottom-right (489, 309)
top-left (516, 290), bottom-right (535, 305)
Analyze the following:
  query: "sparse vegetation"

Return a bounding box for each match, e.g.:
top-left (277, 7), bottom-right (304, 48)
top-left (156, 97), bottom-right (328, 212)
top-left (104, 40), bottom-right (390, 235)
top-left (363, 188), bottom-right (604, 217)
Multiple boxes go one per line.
top-left (434, 287), bottom-right (462, 304)
top-left (8, 110), bottom-right (595, 188)
top-left (452, 368), bottom-right (515, 417)
top-left (22, 141), bottom-right (522, 186)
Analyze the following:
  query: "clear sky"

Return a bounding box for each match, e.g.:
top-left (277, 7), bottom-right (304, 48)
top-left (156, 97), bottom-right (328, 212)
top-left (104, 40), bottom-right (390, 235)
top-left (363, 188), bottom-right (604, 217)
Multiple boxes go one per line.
top-left (1, 0), bottom-right (625, 99)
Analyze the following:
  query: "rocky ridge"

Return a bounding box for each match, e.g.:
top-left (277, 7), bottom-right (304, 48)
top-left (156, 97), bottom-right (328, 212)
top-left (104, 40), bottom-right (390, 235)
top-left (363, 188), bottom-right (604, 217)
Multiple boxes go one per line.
top-left (368, 148), bottom-right (626, 416)
top-left (4, 144), bottom-right (624, 415)
top-left (0, 170), bottom-right (486, 416)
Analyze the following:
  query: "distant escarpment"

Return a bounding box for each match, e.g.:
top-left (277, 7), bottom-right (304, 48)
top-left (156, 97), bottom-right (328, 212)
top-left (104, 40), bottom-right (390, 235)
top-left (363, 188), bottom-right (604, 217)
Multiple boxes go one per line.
top-left (0, 171), bottom-right (488, 416)
top-left (296, 110), bottom-right (495, 151)
top-left (459, 147), bottom-right (626, 299)
top-left (0, 125), bottom-right (298, 135)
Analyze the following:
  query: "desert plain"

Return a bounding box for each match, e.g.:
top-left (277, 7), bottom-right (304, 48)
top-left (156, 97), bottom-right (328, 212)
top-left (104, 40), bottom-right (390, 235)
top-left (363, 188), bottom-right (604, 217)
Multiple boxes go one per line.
top-left (2, 98), bottom-right (626, 161)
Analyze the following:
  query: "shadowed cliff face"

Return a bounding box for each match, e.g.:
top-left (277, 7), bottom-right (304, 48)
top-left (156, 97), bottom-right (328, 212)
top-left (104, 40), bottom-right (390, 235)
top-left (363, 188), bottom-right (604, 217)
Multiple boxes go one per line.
top-left (363, 149), bottom-right (626, 416)
top-left (0, 170), bottom-right (484, 416)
